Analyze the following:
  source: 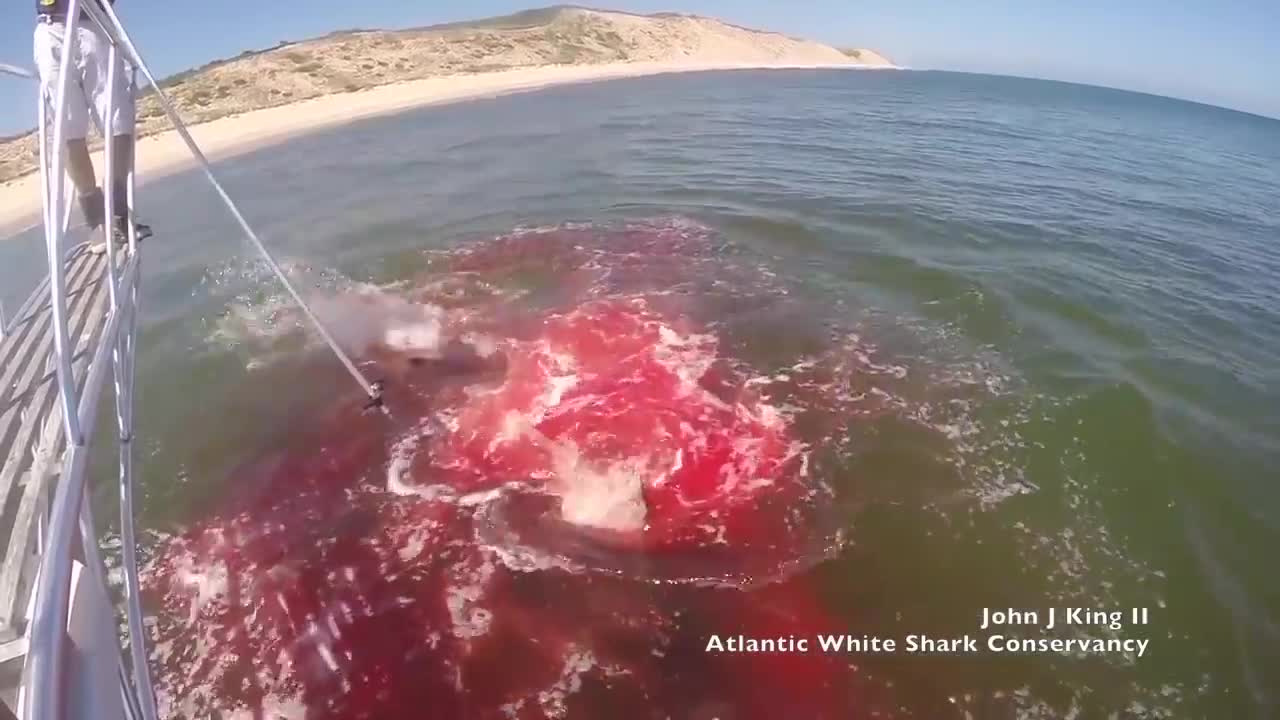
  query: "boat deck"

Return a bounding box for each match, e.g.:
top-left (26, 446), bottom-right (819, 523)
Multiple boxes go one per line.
top-left (0, 246), bottom-right (111, 706)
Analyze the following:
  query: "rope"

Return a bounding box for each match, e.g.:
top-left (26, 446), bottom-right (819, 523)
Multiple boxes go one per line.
top-left (0, 63), bottom-right (37, 79)
top-left (89, 3), bottom-right (387, 411)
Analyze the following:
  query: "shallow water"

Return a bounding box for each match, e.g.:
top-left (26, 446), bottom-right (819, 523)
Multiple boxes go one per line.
top-left (3, 69), bottom-right (1278, 718)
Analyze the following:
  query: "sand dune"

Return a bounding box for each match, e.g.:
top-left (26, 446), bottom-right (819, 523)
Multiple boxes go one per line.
top-left (0, 6), bottom-right (893, 236)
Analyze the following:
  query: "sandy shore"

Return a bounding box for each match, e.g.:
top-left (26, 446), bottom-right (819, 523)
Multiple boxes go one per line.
top-left (0, 60), bottom-right (880, 239)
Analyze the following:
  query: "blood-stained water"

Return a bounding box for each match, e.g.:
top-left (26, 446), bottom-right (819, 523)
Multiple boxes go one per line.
top-left (144, 221), bottom-right (898, 718)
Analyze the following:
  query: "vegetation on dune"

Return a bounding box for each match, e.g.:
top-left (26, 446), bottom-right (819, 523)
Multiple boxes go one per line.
top-left (0, 6), bottom-right (889, 184)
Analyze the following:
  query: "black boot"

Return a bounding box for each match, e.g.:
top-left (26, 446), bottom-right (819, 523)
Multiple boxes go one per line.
top-left (113, 216), bottom-right (153, 244)
top-left (114, 180), bottom-right (153, 242)
top-left (86, 184), bottom-right (153, 254)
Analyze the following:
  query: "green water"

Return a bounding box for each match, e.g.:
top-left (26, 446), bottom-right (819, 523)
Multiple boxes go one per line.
top-left (3, 69), bottom-right (1275, 718)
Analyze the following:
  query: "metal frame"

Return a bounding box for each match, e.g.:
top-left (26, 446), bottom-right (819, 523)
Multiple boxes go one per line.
top-left (19, 1), bottom-right (157, 718)
top-left (14, 3), bottom-right (387, 715)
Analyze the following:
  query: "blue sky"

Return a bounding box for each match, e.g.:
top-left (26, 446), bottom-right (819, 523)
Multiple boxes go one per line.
top-left (1, 0), bottom-right (1276, 135)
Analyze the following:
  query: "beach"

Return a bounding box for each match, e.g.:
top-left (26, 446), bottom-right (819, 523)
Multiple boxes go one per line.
top-left (0, 60), bottom-right (887, 238)
top-left (0, 5), bottom-right (895, 238)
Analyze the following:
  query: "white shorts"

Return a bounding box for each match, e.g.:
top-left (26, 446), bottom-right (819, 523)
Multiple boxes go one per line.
top-left (32, 21), bottom-right (135, 141)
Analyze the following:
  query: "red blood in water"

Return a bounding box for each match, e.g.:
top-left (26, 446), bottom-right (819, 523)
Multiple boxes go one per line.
top-left (144, 227), bottom-right (858, 718)
top-left (413, 298), bottom-right (808, 553)
top-left (143, 396), bottom-right (850, 718)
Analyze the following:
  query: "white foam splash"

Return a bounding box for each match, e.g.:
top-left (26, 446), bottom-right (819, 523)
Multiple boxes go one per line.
top-left (445, 552), bottom-right (496, 640)
top-left (517, 420), bottom-right (650, 534)
top-left (310, 287), bottom-right (445, 356)
top-left (550, 444), bottom-right (649, 533)
top-left (653, 323), bottom-right (720, 398)
top-left (173, 541), bottom-right (230, 625)
top-left (535, 647), bottom-right (628, 718)
top-left (209, 280), bottom-right (448, 368)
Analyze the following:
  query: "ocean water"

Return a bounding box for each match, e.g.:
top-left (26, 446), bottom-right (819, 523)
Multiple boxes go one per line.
top-left (2, 69), bottom-right (1278, 719)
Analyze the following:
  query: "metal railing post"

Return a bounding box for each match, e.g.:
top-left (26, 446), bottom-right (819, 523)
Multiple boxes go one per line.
top-left (127, 67), bottom-right (139, 255)
top-left (125, 123), bottom-right (159, 716)
top-left (25, 3), bottom-right (92, 717)
top-left (77, 499), bottom-right (141, 720)
top-left (41, 0), bottom-right (85, 448)
top-left (102, 42), bottom-right (122, 309)
top-left (36, 76), bottom-right (55, 281)
top-left (61, 174), bottom-right (76, 237)
top-left (113, 219), bottom-right (158, 720)
top-left (25, 253), bottom-right (138, 720)
top-left (85, 30), bottom-right (160, 718)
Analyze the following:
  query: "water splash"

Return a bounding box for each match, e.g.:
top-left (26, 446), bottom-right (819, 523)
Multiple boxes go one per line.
top-left (148, 218), bottom-right (1021, 718)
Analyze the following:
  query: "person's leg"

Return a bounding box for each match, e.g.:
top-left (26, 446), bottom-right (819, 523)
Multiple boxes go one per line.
top-left (33, 22), bottom-right (99, 227)
top-left (64, 139), bottom-right (97, 193)
top-left (82, 24), bottom-right (149, 242)
top-left (109, 134), bottom-right (135, 211)
top-left (65, 139), bottom-right (105, 227)
top-left (77, 136), bottom-right (136, 230)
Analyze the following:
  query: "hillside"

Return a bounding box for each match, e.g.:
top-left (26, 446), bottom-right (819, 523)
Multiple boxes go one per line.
top-left (0, 6), bottom-right (892, 184)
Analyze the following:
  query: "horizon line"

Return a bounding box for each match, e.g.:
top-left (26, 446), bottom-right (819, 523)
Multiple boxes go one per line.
top-left (4, 64), bottom-right (1276, 141)
top-left (906, 67), bottom-right (1280, 124)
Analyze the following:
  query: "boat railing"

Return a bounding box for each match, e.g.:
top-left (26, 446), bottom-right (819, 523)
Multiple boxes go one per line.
top-left (6, 1), bottom-right (393, 717)
top-left (13, 0), bottom-right (155, 717)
